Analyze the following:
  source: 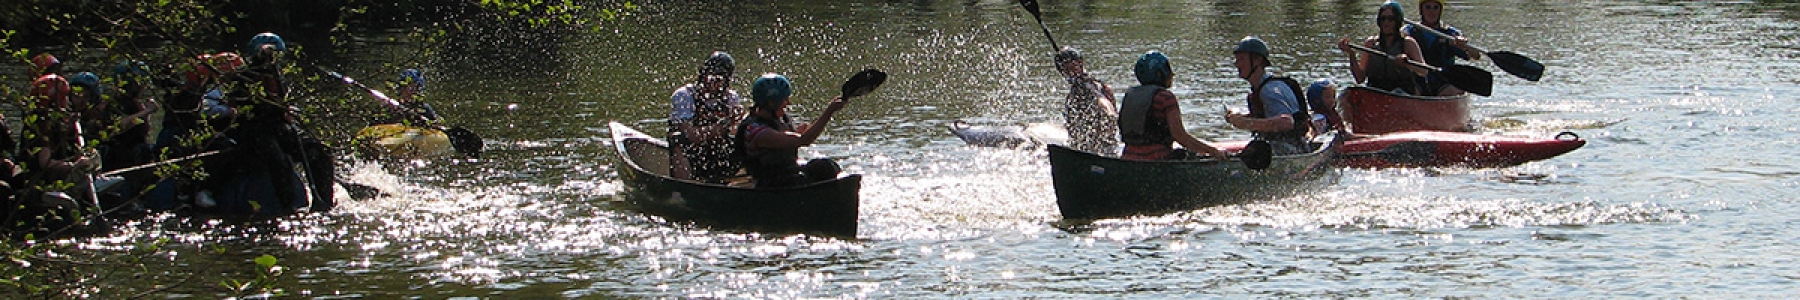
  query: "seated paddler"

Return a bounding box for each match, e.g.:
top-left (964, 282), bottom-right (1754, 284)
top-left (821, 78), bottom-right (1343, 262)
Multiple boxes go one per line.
top-left (733, 74), bottom-right (846, 188)
top-left (1116, 51), bottom-right (1230, 161)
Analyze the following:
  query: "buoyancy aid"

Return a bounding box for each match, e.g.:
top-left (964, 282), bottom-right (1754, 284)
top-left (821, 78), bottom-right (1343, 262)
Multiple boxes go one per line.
top-left (1365, 37), bottom-right (1421, 95)
top-left (734, 114), bottom-right (802, 188)
top-left (1117, 85), bottom-right (1172, 146)
top-left (1250, 76), bottom-right (1312, 150)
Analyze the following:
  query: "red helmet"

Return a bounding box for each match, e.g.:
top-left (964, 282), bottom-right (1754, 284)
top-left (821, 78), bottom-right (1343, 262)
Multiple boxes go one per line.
top-left (204, 52), bottom-right (246, 76)
top-left (30, 75), bottom-right (71, 109)
top-left (31, 53), bottom-right (61, 75)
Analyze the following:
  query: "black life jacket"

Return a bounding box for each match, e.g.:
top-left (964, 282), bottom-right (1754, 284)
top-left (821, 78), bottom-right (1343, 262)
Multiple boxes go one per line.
top-left (1366, 37), bottom-right (1422, 95)
top-left (1117, 85), bottom-right (1172, 146)
top-left (1250, 76), bottom-right (1311, 146)
top-left (733, 114), bottom-right (802, 188)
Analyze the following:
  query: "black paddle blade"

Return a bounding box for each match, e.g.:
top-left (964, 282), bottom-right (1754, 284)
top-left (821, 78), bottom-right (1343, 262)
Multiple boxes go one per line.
top-left (1441, 64), bottom-right (1495, 97)
top-left (445, 127), bottom-right (484, 158)
top-left (1240, 140), bottom-right (1274, 170)
top-left (1020, 0), bottom-right (1042, 18)
top-left (1487, 51), bottom-right (1543, 82)
top-left (841, 69), bottom-right (888, 99)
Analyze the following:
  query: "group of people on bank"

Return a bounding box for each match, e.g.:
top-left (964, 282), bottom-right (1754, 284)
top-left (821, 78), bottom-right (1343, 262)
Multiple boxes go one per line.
top-left (6, 32), bottom-right (365, 231)
top-left (661, 0), bottom-right (1480, 187)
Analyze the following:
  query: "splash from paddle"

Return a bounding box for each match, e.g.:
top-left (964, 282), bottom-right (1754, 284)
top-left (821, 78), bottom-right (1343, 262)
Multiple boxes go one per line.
top-left (1404, 19), bottom-right (1544, 81)
top-left (319, 68), bottom-right (484, 157)
top-left (1018, 0), bottom-right (1061, 52)
top-left (1346, 43), bottom-right (1494, 96)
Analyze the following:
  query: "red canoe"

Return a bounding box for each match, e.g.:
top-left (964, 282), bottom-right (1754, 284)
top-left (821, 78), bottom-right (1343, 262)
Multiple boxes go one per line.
top-left (1340, 86), bottom-right (1472, 134)
top-left (1219, 131), bottom-right (1585, 169)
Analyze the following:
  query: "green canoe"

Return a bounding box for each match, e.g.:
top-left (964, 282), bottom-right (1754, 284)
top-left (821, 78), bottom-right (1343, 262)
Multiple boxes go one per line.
top-left (609, 122), bottom-right (860, 237)
top-left (1049, 132), bottom-right (1343, 220)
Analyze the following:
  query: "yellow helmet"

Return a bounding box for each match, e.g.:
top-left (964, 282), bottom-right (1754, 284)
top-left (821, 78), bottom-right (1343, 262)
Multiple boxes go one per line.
top-left (1419, 0), bottom-right (1444, 6)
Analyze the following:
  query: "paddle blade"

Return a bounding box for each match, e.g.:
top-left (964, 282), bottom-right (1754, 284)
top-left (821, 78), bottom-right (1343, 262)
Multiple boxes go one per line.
top-left (841, 69), bottom-right (888, 99)
top-left (1487, 51), bottom-right (1544, 82)
top-left (445, 127), bottom-right (484, 158)
top-left (1239, 140), bottom-right (1273, 170)
top-left (1440, 64), bottom-right (1494, 97)
top-left (1019, 0), bottom-right (1042, 18)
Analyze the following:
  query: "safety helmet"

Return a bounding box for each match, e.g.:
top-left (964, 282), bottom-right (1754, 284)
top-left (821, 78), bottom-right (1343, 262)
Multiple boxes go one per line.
top-left (1419, 0), bottom-right (1444, 6)
top-left (751, 73), bottom-right (792, 108)
top-left (69, 72), bottom-right (101, 90)
top-left (247, 32), bottom-right (287, 54)
top-left (1054, 47), bottom-right (1083, 66)
top-left (30, 75), bottom-right (71, 108)
top-left (1380, 1), bottom-right (1405, 20)
top-left (114, 60), bottom-right (151, 77)
top-left (202, 52), bottom-right (246, 76)
top-left (1133, 51), bottom-right (1172, 86)
top-left (701, 51), bottom-right (734, 77)
top-left (399, 68), bottom-right (426, 89)
top-left (1233, 36), bottom-right (1270, 59)
top-left (31, 53), bottom-right (61, 75)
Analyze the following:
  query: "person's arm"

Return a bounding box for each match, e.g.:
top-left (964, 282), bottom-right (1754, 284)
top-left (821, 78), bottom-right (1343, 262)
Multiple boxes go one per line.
top-left (1444, 27), bottom-right (1482, 61)
top-left (1164, 105), bottom-right (1229, 159)
top-left (1227, 84), bottom-right (1300, 132)
top-left (753, 97), bottom-right (848, 149)
top-left (1397, 37), bottom-right (1432, 77)
top-left (1338, 37), bottom-right (1369, 84)
top-left (1096, 81), bottom-right (1119, 117)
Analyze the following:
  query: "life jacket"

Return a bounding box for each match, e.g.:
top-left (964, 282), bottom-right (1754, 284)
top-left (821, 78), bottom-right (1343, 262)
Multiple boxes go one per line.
top-left (1249, 75), bottom-right (1311, 147)
top-left (733, 114), bottom-right (802, 188)
top-left (1117, 85), bottom-right (1172, 146)
top-left (671, 85), bottom-right (742, 183)
top-left (1062, 77), bottom-right (1119, 154)
top-left (1365, 37), bottom-right (1422, 95)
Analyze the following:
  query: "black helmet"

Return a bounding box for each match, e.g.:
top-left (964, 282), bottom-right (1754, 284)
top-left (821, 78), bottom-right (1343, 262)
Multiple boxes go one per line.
top-left (701, 51), bottom-right (734, 77)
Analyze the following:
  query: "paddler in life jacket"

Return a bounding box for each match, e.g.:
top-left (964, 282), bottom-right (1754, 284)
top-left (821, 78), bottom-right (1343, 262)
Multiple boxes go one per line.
top-left (1337, 1), bottom-right (1431, 95)
top-left (669, 51), bottom-right (745, 183)
top-left (1226, 37), bottom-right (1312, 155)
top-left (733, 74), bottom-right (846, 188)
top-left (1406, 0), bottom-right (1481, 96)
top-left (1116, 51), bottom-right (1230, 161)
top-left (1055, 47), bottom-right (1121, 155)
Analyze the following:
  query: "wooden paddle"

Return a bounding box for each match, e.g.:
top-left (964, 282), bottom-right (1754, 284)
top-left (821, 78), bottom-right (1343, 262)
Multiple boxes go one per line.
top-left (1346, 43), bottom-right (1494, 97)
top-left (1018, 0), bottom-right (1060, 52)
top-left (1339, 140), bottom-right (1436, 165)
top-left (320, 68), bottom-right (484, 158)
top-left (1404, 19), bottom-right (1544, 81)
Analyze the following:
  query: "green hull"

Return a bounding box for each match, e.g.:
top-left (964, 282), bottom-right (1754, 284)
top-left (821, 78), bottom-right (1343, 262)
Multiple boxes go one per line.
top-left (609, 122), bottom-right (860, 237)
top-left (1049, 134), bottom-right (1342, 220)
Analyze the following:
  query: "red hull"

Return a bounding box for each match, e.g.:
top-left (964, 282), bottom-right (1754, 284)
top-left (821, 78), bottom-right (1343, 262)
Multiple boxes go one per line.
top-left (1340, 86), bottom-right (1472, 134)
top-left (1219, 131), bottom-right (1584, 169)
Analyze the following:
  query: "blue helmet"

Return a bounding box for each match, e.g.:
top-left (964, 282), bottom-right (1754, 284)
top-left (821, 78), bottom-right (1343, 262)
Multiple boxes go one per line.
top-left (751, 73), bottom-right (792, 108)
top-left (1379, 1), bottom-right (1404, 21)
top-left (69, 72), bottom-right (101, 90)
top-left (1134, 51), bottom-right (1172, 86)
top-left (399, 69), bottom-right (426, 89)
top-left (247, 32), bottom-right (287, 54)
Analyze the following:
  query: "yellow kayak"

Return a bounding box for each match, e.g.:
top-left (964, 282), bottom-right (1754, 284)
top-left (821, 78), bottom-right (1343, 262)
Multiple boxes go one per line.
top-left (354, 124), bottom-right (455, 159)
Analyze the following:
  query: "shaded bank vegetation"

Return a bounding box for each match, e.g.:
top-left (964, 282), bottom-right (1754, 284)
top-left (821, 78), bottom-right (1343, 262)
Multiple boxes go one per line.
top-left (0, 0), bottom-right (632, 297)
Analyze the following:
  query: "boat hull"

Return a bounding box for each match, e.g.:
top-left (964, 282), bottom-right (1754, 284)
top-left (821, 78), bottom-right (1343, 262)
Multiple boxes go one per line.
top-left (610, 122), bottom-right (860, 237)
top-left (1217, 131), bottom-right (1586, 168)
top-left (1049, 133), bottom-right (1341, 220)
top-left (1340, 86), bottom-right (1472, 134)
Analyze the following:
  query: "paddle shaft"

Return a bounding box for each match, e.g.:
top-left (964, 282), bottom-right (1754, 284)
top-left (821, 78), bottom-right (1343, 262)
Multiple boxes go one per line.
top-left (1346, 43), bottom-right (1441, 72)
top-left (97, 150), bottom-right (225, 177)
top-left (1019, 0), bottom-right (1060, 51)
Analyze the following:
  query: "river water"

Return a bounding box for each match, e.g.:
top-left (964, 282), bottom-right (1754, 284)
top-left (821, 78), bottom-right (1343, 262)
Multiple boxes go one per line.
top-left (48, 0), bottom-right (1800, 298)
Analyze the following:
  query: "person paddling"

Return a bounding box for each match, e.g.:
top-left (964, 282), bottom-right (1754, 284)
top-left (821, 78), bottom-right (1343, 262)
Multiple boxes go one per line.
top-left (1116, 51), bottom-right (1229, 161)
top-left (669, 51), bottom-right (744, 183)
top-left (1055, 47), bottom-right (1121, 155)
top-left (1337, 1), bottom-right (1431, 95)
top-left (1405, 0), bottom-right (1482, 96)
top-left (1226, 37), bottom-right (1312, 155)
top-left (733, 74), bottom-right (846, 188)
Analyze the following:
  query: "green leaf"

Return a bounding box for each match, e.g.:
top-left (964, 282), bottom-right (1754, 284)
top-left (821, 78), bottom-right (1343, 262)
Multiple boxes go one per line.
top-left (254, 254), bottom-right (277, 267)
